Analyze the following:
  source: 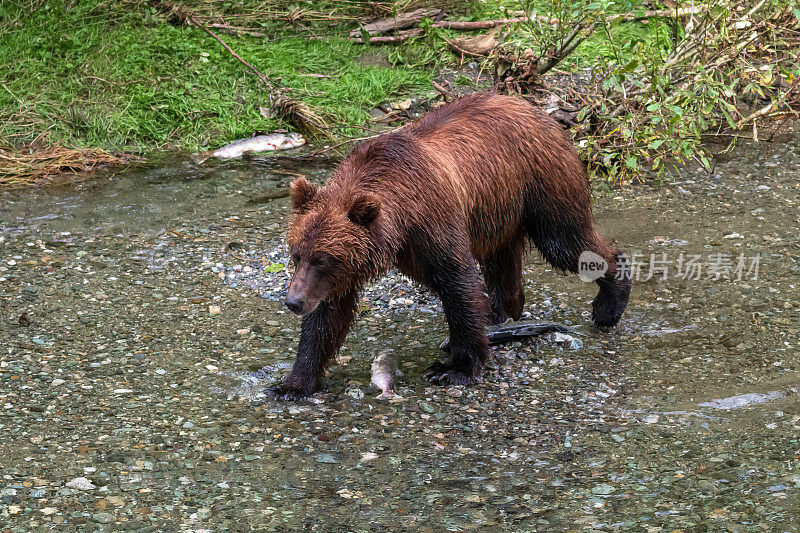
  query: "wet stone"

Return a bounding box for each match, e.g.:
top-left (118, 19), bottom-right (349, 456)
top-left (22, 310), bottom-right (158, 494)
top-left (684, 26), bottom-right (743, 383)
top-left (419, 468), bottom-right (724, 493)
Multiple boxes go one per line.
top-left (92, 512), bottom-right (115, 524)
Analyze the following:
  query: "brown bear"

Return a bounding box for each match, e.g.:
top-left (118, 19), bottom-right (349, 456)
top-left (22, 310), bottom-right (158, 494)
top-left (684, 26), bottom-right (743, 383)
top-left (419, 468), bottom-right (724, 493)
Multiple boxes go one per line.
top-left (271, 92), bottom-right (631, 400)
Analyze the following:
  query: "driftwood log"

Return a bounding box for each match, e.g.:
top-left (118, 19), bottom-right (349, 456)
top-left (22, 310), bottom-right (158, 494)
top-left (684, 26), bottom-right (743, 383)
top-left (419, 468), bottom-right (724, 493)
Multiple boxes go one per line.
top-left (349, 8), bottom-right (443, 38)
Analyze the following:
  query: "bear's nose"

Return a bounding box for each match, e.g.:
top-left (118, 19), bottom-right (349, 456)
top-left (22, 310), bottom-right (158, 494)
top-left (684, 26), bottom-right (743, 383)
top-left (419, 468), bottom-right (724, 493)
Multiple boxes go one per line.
top-left (285, 294), bottom-right (304, 315)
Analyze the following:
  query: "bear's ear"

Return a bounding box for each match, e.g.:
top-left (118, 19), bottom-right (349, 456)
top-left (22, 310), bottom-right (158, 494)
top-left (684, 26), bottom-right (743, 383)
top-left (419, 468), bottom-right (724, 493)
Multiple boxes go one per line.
top-left (290, 177), bottom-right (317, 213)
top-left (348, 193), bottom-right (381, 226)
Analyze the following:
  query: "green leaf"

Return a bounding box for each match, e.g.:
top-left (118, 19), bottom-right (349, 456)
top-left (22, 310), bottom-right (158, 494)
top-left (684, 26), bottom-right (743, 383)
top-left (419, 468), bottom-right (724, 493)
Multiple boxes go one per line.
top-left (264, 263), bottom-right (286, 274)
top-left (721, 110), bottom-right (737, 129)
top-left (699, 153), bottom-right (711, 172)
top-left (621, 58), bottom-right (639, 73)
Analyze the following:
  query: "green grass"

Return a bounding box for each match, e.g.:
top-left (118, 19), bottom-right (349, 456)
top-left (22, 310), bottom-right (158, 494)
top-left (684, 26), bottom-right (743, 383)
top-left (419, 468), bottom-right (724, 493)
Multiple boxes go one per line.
top-left (0, 0), bottom-right (670, 154)
top-left (0, 1), bottom-right (437, 153)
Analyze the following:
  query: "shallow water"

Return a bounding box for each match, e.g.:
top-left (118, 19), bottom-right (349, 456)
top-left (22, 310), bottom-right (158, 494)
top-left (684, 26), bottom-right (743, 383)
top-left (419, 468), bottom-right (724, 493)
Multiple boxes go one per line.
top-left (1, 139), bottom-right (799, 530)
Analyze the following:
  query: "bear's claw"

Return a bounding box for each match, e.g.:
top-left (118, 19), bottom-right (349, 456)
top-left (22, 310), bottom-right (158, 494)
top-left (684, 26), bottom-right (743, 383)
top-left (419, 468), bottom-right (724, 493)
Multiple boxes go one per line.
top-left (592, 275), bottom-right (632, 327)
top-left (423, 362), bottom-right (483, 386)
top-left (265, 385), bottom-right (314, 402)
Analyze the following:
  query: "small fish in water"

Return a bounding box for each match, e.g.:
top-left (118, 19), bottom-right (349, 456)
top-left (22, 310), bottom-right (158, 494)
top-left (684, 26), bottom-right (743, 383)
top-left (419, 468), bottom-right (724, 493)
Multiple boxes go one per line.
top-left (440, 320), bottom-right (579, 351)
top-left (193, 132), bottom-right (305, 164)
top-left (370, 348), bottom-right (402, 399)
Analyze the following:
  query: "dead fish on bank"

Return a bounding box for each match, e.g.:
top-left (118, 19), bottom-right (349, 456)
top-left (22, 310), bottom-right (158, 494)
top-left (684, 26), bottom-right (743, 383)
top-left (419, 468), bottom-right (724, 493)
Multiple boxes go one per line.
top-left (440, 320), bottom-right (580, 351)
top-left (193, 132), bottom-right (305, 164)
top-left (370, 348), bottom-right (402, 399)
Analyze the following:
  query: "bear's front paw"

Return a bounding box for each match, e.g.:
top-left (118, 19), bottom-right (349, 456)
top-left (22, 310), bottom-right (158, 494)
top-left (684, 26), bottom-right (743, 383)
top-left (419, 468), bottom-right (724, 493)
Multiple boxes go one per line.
top-left (423, 362), bottom-right (483, 386)
top-left (266, 385), bottom-right (316, 402)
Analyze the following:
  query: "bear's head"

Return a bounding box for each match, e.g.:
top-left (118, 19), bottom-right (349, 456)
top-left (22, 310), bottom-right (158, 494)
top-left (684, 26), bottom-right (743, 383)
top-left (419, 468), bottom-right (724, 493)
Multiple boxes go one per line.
top-left (285, 177), bottom-right (381, 315)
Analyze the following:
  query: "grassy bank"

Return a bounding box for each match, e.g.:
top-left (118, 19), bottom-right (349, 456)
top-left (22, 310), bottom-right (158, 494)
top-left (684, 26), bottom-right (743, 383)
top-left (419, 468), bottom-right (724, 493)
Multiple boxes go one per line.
top-left (2, 1), bottom-right (797, 186)
top-left (1, 0), bottom-right (675, 153)
top-left (1, 1), bottom-right (443, 153)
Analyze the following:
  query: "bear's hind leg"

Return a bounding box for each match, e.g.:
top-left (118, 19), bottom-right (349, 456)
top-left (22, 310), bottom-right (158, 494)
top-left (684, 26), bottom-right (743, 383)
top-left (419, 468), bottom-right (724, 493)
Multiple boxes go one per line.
top-left (522, 195), bottom-right (631, 327)
top-left (591, 250), bottom-right (632, 327)
top-left (481, 238), bottom-right (525, 324)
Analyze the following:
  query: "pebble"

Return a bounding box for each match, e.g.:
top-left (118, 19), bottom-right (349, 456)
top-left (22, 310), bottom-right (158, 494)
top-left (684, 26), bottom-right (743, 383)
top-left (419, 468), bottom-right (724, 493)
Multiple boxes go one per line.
top-left (419, 401), bottom-right (436, 414)
top-left (346, 387), bottom-right (364, 400)
top-left (592, 483), bottom-right (615, 495)
top-left (66, 477), bottom-right (95, 491)
top-left (92, 512), bottom-right (115, 523)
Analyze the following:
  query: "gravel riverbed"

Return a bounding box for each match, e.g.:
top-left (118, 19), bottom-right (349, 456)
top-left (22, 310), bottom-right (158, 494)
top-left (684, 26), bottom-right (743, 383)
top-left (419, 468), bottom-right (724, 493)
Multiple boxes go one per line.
top-left (2, 138), bottom-right (800, 530)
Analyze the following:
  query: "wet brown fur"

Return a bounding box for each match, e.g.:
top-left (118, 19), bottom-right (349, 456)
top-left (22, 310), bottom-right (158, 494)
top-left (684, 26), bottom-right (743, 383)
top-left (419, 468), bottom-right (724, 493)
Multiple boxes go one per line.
top-left (272, 93), bottom-right (631, 400)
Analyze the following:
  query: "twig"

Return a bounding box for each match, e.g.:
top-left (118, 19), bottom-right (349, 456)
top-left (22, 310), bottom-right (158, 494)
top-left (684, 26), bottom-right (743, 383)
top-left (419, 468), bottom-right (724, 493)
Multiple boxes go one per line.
top-left (310, 134), bottom-right (382, 156)
top-left (188, 16), bottom-right (276, 91)
top-left (166, 228), bottom-right (194, 239)
top-left (266, 169), bottom-right (306, 178)
top-left (538, 20), bottom-right (591, 75)
top-left (2, 83), bottom-right (26, 109)
top-left (765, 114), bottom-right (792, 142)
top-left (432, 80), bottom-right (454, 102)
top-left (745, 0), bottom-right (767, 18)
top-left (309, 128), bottom-right (402, 156)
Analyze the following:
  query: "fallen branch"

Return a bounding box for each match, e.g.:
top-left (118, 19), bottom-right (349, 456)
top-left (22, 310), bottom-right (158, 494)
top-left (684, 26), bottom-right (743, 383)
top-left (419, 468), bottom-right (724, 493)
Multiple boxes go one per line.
top-left (351, 28), bottom-right (423, 43)
top-left (434, 18), bottom-right (527, 30)
top-left (508, 7), bottom-right (703, 22)
top-left (607, 6), bottom-right (704, 22)
top-left (352, 7), bottom-right (708, 44)
top-left (351, 18), bottom-right (528, 43)
top-left (736, 79), bottom-right (799, 129)
top-left (349, 8), bottom-right (442, 38)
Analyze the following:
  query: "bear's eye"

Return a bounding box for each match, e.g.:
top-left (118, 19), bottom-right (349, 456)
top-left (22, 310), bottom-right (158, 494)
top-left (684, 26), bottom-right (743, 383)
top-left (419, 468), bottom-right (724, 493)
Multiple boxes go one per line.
top-left (309, 253), bottom-right (334, 269)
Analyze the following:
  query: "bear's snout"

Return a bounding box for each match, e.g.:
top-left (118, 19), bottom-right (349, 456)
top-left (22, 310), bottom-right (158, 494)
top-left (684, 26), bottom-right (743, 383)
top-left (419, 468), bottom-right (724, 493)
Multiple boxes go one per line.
top-left (285, 293), bottom-right (305, 315)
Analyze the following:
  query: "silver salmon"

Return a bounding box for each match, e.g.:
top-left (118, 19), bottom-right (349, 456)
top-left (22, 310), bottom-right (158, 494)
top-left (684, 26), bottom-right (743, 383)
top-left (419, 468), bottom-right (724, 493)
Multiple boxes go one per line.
top-left (370, 348), bottom-right (402, 399)
top-left (194, 133), bottom-right (305, 163)
top-left (440, 320), bottom-right (580, 351)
